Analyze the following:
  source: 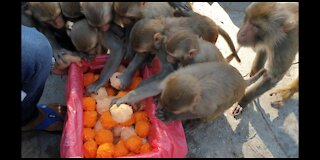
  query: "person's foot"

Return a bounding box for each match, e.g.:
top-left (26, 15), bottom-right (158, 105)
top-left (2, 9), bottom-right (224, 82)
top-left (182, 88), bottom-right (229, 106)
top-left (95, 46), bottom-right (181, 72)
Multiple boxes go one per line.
top-left (21, 103), bottom-right (67, 132)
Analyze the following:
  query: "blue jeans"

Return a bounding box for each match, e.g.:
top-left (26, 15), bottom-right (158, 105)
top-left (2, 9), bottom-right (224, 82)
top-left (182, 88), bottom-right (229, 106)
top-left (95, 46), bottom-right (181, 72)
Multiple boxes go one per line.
top-left (21, 25), bottom-right (53, 126)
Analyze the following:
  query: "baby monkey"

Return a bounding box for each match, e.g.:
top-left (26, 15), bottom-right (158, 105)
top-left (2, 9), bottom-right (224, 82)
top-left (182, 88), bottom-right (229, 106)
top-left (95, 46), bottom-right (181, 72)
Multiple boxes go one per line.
top-left (164, 29), bottom-right (241, 66)
top-left (157, 62), bottom-right (266, 122)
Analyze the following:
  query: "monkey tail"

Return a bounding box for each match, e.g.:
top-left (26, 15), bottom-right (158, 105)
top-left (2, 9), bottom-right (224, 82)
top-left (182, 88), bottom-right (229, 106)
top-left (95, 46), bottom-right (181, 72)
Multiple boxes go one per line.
top-left (246, 68), bottom-right (266, 86)
top-left (218, 27), bottom-right (241, 63)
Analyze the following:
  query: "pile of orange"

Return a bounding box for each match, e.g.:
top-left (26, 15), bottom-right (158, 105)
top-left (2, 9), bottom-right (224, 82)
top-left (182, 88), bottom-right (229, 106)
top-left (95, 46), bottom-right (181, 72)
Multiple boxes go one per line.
top-left (82, 66), bottom-right (152, 158)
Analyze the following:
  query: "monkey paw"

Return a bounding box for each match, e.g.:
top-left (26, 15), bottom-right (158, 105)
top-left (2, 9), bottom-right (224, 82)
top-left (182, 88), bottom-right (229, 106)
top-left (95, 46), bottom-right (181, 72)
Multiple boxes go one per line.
top-left (269, 88), bottom-right (294, 108)
top-left (232, 105), bottom-right (243, 119)
top-left (86, 82), bottom-right (103, 94)
top-left (156, 108), bottom-right (170, 122)
top-left (118, 75), bottom-right (132, 90)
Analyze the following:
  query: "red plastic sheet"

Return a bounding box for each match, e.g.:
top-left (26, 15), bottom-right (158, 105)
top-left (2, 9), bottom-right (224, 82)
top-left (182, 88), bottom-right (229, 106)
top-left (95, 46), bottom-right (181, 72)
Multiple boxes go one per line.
top-left (60, 55), bottom-right (188, 158)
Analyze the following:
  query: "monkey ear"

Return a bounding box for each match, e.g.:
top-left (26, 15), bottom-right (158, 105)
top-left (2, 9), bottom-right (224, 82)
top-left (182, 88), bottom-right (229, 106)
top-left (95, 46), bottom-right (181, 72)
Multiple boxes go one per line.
top-left (188, 49), bottom-right (198, 58)
top-left (153, 32), bottom-right (163, 45)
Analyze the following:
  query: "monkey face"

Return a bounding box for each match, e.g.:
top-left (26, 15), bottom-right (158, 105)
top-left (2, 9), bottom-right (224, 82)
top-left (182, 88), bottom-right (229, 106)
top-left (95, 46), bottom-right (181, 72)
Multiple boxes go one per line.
top-left (237, 20), bottom-right (260, 46)
top-left (45, 14), bottom-right (65, 29)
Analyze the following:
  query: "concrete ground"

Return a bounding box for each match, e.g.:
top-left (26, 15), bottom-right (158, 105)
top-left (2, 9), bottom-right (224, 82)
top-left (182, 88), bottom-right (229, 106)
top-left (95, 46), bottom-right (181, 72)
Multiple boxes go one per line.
top-left (21, 2), bottom-right (299, 158)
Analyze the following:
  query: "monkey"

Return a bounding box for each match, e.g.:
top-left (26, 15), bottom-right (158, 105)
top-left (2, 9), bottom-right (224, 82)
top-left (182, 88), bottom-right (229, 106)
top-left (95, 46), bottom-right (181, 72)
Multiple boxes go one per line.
top-left (69, 19), bottom-right (126, 94)
top-left (113, 2), bottom-right (177, 62)
top-left (156, 62), bottom-right (266, 122)
top-left (163, 29), bottom-right (248, 67)
top-left (110, 27), bottom-right (240, 106)
top-left (117, 14), bottom-right (240, 90)
top-left (26, 2), bottom-right (65, 29)
top-left (113, 2), bottom-right (175, 28)
top-left (269, 78), bottom-right (299, 108)
top-left (59, 2), bottom-right (84, 21)
top-left (134, 29), bottom-right (228, 89)
top-left (79, 2), bottom-right (115, 32)
top-left (232, 2), bottom-right (299, 116)
top-left (22, 2), bottom-right (82, 73)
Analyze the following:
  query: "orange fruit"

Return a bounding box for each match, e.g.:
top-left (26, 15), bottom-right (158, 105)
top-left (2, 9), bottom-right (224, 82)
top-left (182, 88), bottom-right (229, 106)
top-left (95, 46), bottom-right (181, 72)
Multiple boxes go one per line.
top-left (106, 86), bottom-right (118, 96)
top-left (140, 143), bottom-right (152, 154)
top-left (83, 128), bottom-right (95, 142)
top-left (96, 143), bottom-right (114, 158)
top-left (83, 111), bottom-right (97, 128)
top-left (82, 97), bottom-right (96, 111)
top-left (133, 111), bottom-right (148, 122)
top-left (116, 91), bottom-right (128, 98)
top-left (126, 76), bottom-right (142, 90)
top-left (100, 111), bottom-right (118, 129)
top-left (114, 140), bottom-right (129, 157)
top-left (124, 135), bottom-right (143, 153)
top-left (95, 129), bottom-right (114, 145)
top-left (127, 152), bottom-right (136, 156)
top-left (83, 72), bottom-right (95, 87)
top-left (83, 139), bottom-right (97, 158)
top-left (119, 115), bottom-right (135, 126)
top-left (135, 120), bottom-right (150, 138)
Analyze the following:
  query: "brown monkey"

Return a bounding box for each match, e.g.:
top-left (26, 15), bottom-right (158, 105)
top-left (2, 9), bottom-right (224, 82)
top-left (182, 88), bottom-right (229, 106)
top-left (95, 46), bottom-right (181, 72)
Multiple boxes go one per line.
top-left (164, 29), bottom-right (243, 66)
top-left (22, 2), bottom-right (81, 73)
top-left (118, 14), bottom-right (240, 90)
top-left (232, 2), bottom-right (299, 116)
top-left (26, 2), bottom-right (65, 29)
top-left (269, 78), bottom-right (299, 108)
top-left (59, 2), bottom-right (83, 20)
top-left (113, 2), bottom-right (174, 28)
top-left (157, 62), bottom-right (265, 122)
top-left (70, 19), bottom-right (126, 94)
top-left (80, 2), bottom-right (114, 32)
top-left (70, 19), bottom-right (101, 55)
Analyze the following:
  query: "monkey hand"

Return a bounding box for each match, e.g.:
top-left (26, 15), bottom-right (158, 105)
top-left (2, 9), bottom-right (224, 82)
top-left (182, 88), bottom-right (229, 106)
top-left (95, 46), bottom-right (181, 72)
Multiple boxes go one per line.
top-left (118, 74), bottom-right (133, 90)
top-left (110, 96), bottom-right (133, 107)
top-left (156, 106), bottom-right (176, 122)
top-left (169, 2), bottom-right (192, 11)
top-left (53, 49), bottom-right (82, 67)
top-left (232, 104), bottom-right (244, 119)
top-left (86, 80), bottom-right (104, 94)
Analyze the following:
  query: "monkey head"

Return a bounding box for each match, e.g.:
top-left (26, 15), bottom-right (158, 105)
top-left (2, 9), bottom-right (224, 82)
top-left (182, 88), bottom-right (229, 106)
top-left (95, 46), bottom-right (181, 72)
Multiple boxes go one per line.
top-left (113, 2), bottom-right (144, 28)
top-left (164, 30), bottom-right (199, 66)
top-left (70, 19), bottom-right (100, 55)
top-left (80, 2), bottom-right (113, 32)
top-left (59, 2), bottom-right (82, 19)
top-left (27, 2), bottom-right (65, 29)
top-left (130, 19), bottom-right (165, 54)
top-left (159, 73), bottom-right (201, 115)
top-left (237, 2), bottom-right (298, 47)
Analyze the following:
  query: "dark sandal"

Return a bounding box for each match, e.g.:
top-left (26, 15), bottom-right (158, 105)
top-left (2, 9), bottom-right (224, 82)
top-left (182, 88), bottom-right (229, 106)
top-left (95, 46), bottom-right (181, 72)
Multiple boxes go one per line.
top-left (34, 104), bottom-right (65, 130)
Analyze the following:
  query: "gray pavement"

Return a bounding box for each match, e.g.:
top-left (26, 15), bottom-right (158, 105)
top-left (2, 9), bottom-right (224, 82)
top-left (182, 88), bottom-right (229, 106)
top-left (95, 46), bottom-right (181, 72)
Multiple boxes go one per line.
top-left (21, 2), bottom-right (299, 158)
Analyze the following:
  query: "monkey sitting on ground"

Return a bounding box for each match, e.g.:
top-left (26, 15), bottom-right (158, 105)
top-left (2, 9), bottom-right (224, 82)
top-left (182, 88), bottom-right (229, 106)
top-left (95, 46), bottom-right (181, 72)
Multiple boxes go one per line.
top-left (157, 62), bottom-right (265, 122)
top-left (232, 2), bottom-right (299, 116)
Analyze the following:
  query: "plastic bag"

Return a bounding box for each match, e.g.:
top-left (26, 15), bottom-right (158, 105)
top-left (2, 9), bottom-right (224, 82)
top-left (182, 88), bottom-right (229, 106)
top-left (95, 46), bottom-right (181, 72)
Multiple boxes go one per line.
top-left (60, 55), bottom-right (188, 158)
